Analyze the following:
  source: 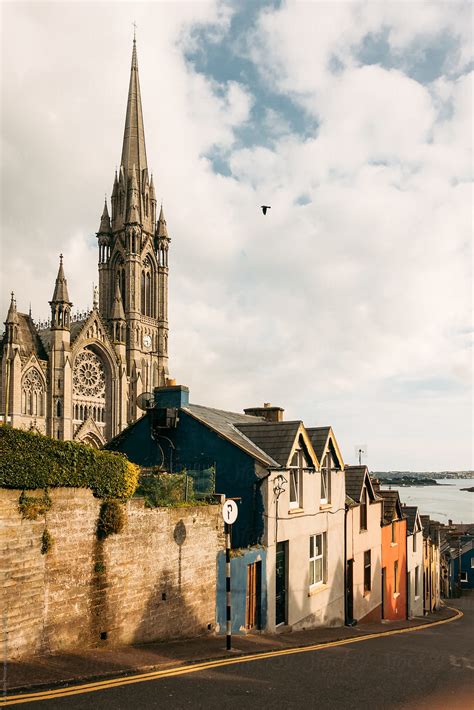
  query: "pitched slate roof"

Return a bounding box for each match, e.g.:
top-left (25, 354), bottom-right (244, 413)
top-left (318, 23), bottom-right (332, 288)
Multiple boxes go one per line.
top-left (235, 420), bottom-right (303, 467)
top-left (403, 505), bottom-right (420, 534)
top-left (306, 426), bottom-right (330, 461)
top-left (378, 490), bottom-right (402, 524)
top-left (183, 404), bottom-right (279, 469)
top-left (344, 465), bottom-right (368, 503)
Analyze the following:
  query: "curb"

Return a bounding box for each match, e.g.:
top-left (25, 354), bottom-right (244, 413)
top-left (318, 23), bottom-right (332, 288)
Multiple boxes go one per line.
top-left (2, 607), bottom-right (462, 705)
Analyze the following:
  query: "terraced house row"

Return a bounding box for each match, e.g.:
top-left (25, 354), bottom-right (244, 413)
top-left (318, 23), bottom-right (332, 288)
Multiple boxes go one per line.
top-left (109, 382), bottom-right (441, 634)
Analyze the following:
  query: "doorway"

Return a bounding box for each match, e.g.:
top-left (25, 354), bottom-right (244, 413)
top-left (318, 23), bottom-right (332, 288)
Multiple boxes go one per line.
top-left (346, 558), bottom-right (354, 623)
top-left (245, 561), bottom-right (261, 630)
top-left (275, 541), bottom-right (288, 626)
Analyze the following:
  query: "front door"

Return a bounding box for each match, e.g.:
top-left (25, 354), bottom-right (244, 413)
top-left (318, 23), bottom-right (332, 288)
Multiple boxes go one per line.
top-left (346, 559), bottom-right (354, 623)
top-left (276, 541), bottom-right (288, 626)
top-left (245, 561), bottom-right (261, 629)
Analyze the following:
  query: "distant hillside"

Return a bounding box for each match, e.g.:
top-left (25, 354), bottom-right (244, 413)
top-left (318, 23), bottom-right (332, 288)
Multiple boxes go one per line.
top-left (372, 471), bottom-right (474, 480)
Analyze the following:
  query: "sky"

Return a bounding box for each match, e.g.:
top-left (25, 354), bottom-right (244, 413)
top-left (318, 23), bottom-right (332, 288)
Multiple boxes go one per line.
top-left (0, 0), bottom-right (472, 471)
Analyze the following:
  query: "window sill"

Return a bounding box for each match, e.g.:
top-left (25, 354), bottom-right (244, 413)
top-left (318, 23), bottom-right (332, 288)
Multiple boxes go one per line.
top-left (288, 507), bottom-right (304, 515)
top-left (414, 595), bottom-right (420, 600)
top-left (308, 583), bottom-right (328, 597)
top-left (393, 592), bottom-right (400, 598)
top-left (319, 503), bottom-right (332, 511)
top-left (363, 590), bottom-right (371, 597)
top-left (359, 528), bottom-right (368, 533)
top-left (390, 542), bottom-right (398, 547)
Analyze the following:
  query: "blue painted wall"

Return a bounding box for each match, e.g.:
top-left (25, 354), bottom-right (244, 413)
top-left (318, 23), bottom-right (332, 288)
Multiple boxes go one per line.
top-left (452, 547), bottom-right (474, 590)
top-left (107, 409), bottom-right (266, 548)
top-left (216, 547), bottom-right (267, 634)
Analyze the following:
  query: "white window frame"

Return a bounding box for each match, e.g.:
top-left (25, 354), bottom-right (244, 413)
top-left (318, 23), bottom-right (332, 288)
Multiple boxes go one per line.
top-left (320, 453), bottom-right (331, 505)
top-left (460, 571), bottom-right (468, 583)
top-left (289, 449), bottom-right (306, 509)
top-left (309, 532), bottom-right (326, 588)
top-left (470, 559), bottom-right (474, 569)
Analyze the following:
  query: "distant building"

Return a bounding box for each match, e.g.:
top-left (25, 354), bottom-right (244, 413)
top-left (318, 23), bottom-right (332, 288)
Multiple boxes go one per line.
top-left (420, 515), bottom-right (441, 612)
top-left (345, 466), bottom-right (383, 623)
top-left (403, 505), bottom-right (424, 618)
top-left (0, 40), bottom-right (170, 446)
top-left (377, 489), bottom-right (407, 620)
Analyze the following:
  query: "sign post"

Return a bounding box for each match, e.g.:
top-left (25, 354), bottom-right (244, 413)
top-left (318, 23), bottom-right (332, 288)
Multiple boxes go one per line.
top-left (222, 499), bottom-right (238, 651)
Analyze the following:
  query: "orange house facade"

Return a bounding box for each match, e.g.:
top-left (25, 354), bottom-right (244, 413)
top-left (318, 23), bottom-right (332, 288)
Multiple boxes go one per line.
top-left (378, 490), bottom-right (407, 620)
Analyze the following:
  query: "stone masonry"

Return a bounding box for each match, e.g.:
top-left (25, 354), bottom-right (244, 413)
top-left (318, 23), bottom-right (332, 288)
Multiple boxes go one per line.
top-left (0, 488), bottom-right (224, 659)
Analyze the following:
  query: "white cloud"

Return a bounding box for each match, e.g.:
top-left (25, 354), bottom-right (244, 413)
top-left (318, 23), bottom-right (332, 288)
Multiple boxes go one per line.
top-left (0, 1), bottom-right (472, 469)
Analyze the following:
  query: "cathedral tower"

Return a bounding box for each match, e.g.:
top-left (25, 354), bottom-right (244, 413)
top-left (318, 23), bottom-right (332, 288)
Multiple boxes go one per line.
top-left (98, 38), bottom-right (170, 421)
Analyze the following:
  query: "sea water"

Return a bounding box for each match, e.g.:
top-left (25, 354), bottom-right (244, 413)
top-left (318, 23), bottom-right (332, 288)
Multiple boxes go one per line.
top-left (380, 478), bottom-right (474, 524)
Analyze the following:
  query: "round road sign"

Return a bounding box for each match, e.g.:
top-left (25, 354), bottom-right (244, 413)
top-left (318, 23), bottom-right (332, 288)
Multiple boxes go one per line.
top-left (222, 499), bottom-right (238, 525)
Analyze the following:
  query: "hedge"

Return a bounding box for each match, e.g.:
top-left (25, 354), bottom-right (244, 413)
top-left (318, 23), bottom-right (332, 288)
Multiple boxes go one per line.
top-left (0, 425), bottom-right (139, 499)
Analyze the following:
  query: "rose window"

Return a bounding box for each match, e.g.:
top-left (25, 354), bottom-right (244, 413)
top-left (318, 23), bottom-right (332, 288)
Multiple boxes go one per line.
top-left (73, 350), bottom-right (105, 397)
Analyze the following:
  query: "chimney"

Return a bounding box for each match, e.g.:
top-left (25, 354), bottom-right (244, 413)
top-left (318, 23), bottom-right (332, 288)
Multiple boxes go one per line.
top-left (154, 383), bottom-right (189, 409)
top-left (244, 403), bottom-right (284, 422)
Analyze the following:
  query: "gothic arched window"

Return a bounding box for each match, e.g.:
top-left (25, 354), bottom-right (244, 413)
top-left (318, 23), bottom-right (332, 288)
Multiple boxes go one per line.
top-left (141, 255), bottom-right (156, 317)
top-left (73, 348), bottom-right (106, 432)
top-left (21, 368), bottom-right (45, 417)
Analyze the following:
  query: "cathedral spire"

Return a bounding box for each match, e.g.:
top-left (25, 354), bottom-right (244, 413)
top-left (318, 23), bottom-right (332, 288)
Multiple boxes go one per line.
top-left (51, 254), bottom-right (71, 304)
top-left (5, 292), bottom-right (19, 325)
top-left (50, 255), bottom-right (72, 330)
top-left (156, 204), bottom-right (169, 238)
top-left (120, 38), bottom-right (148, 178)
top-left (98, 198), bottom-right (112, 234)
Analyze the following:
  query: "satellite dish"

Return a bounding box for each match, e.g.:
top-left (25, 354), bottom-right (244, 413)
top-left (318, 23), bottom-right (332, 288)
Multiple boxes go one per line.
top-left (354, 444), bottom-right (368, 466)
top-left (137, 392), bottom-right (155, 411)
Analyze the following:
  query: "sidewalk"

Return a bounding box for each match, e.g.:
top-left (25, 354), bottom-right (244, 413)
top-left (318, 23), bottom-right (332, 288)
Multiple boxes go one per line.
top-left (4, 606), bottom-right (457, 693)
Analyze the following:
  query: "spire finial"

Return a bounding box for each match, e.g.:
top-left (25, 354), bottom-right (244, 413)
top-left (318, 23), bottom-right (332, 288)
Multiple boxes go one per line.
top-left (132, 20), bottom-right (137, 42)
top-left (59, 253), bottom-right (63, 265)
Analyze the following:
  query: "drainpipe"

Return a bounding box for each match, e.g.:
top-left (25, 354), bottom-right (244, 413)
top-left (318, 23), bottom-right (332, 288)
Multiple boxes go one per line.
top-left (344, 503), bottom-right (348, 624)
top-left (406, 529), bottom-right (409, 620)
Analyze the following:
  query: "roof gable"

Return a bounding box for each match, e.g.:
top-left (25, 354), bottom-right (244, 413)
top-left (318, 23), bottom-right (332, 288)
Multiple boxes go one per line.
top-left (306, 426), bottom-right (344, 470)
top-left (235, 420), bottom-right (318, 469)
top-left (378, 490), bottom-right (403, 524)
top-left (344, 465), bottom-right (377, 504)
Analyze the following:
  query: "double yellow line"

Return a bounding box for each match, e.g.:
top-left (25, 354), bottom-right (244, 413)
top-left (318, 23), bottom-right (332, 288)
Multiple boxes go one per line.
top-left (1, 607), bottom-right (463, 706)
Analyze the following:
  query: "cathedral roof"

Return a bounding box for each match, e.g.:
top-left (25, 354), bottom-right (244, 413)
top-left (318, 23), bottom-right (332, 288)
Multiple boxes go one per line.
top-left (121, 39), bottom-right (148, 178)
top-left (11, 313), bottom-right (49, 361)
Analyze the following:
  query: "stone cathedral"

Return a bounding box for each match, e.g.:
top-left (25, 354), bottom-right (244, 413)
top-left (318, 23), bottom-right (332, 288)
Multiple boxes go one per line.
top-left (0, 40), bottom-right (170, 446)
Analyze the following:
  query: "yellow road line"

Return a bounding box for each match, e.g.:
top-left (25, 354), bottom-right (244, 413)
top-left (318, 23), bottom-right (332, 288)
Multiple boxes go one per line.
top-left (1, 607), bottom-right (463, 706)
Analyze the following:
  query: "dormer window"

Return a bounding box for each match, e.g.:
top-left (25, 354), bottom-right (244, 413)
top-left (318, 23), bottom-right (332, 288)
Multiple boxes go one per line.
top-left (321, 453), bottom-right (332, 504)
top-left (360, 487), bottom-right (368, 530)
top-left (289, 448), bottom-right (307, 509)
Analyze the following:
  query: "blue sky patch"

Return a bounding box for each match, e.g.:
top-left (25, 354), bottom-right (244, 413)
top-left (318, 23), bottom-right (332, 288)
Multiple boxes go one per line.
top-left (184, 0), bottom-right (317, 175)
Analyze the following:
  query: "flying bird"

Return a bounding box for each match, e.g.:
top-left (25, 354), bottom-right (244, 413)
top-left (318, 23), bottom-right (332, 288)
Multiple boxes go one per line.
top-left (260, 205), bottom-right (271, 215)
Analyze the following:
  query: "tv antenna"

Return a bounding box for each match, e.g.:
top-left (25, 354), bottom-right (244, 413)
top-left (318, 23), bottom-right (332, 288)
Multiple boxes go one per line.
top-left (136, 392), bottom-right (154, 411)
top-left (354, 444), bottom-right (368, 466)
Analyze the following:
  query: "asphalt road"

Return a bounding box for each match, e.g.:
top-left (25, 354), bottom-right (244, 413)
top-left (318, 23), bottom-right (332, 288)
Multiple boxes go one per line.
top-left (7, 599), bottom-right (474, 710)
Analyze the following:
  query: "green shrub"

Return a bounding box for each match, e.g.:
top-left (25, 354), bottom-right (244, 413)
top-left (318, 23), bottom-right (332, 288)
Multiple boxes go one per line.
top-left (19, 490), bottom-right (52, 520)
top-left (136, 472), bottom-right (194, 507)
top-left (97, 500), bottom-right (126, 539)
top-left (41, 528), bottom-right (53, 555)
top-left (0, 425), bottom-right (139, 499)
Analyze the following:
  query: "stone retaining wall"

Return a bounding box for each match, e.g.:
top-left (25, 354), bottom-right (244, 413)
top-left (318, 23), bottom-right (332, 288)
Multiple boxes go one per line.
top-left (0, 488), bottom-right (223, 659)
